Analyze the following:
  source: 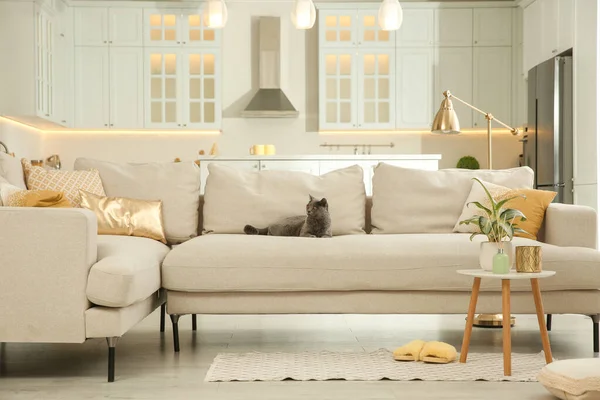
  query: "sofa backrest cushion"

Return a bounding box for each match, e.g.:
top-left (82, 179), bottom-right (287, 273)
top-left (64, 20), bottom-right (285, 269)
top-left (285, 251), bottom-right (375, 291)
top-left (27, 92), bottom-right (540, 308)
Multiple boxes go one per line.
top-left (370, 163), bottom-right (534, 234)
top-left (74, 158), bottom-right (200, 244)
top-left (202, 164), bottom-right (366, 236)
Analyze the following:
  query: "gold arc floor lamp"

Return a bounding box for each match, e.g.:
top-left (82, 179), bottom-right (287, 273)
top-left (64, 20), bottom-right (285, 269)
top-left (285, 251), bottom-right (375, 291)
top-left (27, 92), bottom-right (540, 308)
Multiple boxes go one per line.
top-left (431, 90), bottom-right (520, 169)
top-left (431, 90), bottom-right (521, 328)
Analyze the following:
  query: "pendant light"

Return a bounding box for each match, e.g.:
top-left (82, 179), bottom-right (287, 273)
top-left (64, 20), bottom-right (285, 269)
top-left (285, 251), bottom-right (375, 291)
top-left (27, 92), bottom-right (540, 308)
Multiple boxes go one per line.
top-left (378, 0), bottom-right (403, 31)
top-left (291, 0), bottom-right (316, 29)
top-left (203, 0), bottom-right (228, 29)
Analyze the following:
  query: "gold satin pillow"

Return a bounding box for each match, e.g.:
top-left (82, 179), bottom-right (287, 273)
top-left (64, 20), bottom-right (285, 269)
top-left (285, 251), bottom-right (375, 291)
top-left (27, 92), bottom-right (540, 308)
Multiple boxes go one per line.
top-left (79, 190), bottom-right (167, 244)
top-left (502, 188), bottom-right (557, 240)
top-left (6, 190), bottom-right (71, 208)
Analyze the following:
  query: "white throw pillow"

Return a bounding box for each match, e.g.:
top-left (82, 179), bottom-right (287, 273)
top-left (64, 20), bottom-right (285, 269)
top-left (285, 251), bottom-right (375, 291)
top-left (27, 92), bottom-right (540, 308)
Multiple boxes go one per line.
top-left (74, 158), bottom-right (200, 244)
top-left (0, 152), bottom-right (26, 189)
top-left (203, 164), bottom-right (366, 236)
top-left (370, 163), bottom-right (534, 234)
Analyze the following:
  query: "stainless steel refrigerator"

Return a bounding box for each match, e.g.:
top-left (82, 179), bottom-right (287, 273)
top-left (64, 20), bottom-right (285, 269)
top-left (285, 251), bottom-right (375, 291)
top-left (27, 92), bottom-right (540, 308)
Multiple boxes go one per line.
top-left (523, 56), bottom-right (573, 204)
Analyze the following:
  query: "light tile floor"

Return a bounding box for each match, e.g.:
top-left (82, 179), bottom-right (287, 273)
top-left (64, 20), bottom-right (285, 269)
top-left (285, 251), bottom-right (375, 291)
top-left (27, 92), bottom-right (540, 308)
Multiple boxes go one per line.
top-left (0, 311), bottom-right (598, 399)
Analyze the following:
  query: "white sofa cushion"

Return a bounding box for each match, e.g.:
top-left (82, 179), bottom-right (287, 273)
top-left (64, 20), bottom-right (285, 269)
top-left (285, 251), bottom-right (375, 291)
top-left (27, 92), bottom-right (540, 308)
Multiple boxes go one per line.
top-left (74, 158), bottom-right (200, 244)
top-left (538, 359), bottom-right (600, 400)
top-left (370, 164), bottom-right (534, 234)
top-left (0, 152), bottom-right (26, 189)
top-left (202, 164), bottom-right (366, 236)
top-left (87, 235), bottom-right (169, 307)
top-left (162, 233), bottom-right (600, 292)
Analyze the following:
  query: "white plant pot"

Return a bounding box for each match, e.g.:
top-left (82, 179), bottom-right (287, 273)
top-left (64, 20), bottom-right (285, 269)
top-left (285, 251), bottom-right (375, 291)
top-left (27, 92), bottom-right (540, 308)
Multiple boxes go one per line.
top-left (480, 241), bottom-right (514, 271)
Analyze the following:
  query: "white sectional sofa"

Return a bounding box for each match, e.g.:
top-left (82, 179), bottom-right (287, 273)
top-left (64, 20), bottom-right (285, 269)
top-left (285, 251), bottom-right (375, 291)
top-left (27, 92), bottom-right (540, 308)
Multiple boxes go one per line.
top-left (1, 159), bottom-right (599, 382)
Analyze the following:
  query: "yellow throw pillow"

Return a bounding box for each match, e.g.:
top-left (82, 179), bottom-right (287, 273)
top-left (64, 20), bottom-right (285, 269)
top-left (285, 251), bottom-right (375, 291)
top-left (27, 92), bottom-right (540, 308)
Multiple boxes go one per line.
top-left (455, 180), bottom-right (556, 240)
top-left (21, 159), bottom-right (105, 207)
top-left (6, 190), bottom-right (71, 208)
top-left (500, 188), bottom-right (557, 240)
top-left (79, 190), bottom-right (167, 244)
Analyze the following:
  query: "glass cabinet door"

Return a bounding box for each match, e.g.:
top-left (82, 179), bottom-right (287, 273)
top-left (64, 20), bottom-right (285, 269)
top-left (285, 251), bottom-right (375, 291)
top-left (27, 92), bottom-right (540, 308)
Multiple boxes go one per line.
top-left (182, 11), bottom-right (220, 47)
top-left (182, 49), bottom-right (221, 128)
top-left (319, 49), bottom-right (357, 129)
top-left (357, 11), bottom-right (394, 48)
top-left (357, 49), bottom-right (395, 129)
top-left (318, 10), bottom-right (356, 47)
top-left (145, 9), bottom-right (181, 46)
top-left (146, 49), bottom-right (181, 128)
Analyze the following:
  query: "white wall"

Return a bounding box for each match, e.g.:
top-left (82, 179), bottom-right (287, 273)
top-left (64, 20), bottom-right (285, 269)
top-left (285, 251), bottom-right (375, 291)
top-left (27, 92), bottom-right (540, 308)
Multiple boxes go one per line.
top-left (0, 119), bottom-right (43, 161)
top-left (3, 1), bottom-right (523, 171)
top-left (573, 0), bottom-right (599, 210)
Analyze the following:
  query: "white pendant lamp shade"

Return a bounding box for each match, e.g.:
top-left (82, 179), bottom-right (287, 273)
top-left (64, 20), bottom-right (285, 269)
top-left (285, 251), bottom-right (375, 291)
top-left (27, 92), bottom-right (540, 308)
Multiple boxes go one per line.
top-left (203, 0), bottom-right (228, 29)
top-left (291, 0), bottom-right (316, 29)
top-left (378, 0), bottom-right (403, 31)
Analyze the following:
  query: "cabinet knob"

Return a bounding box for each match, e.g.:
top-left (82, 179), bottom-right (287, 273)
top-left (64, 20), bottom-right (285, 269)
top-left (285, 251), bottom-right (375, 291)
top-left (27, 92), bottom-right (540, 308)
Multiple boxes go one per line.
top-left (552, 49), bottom-right (558, 53)
top-left (178, 124), bottom-right (181, 127)
top-left (45, 114), bottom-right (50, 117)
top-left (104, 41), bottom-right (107, 44)
top-left (104, 124), bottom-right (108, 127)
top-left (474, 123), bottom-right (478, 127)
top-left (110, 124), bottom-right (114, 127)
top-left (253, 164), bottom-right (258, 169)
top-left (177, 41), bottom-right (181, 44)
top-left (183, 124), bottom-right (187, 127)
top-left (61, 120), bottom-right (66, 123)
top-left (109, 41), bottom-right (113, 44)
top-left (182, 41), bottom-right (187, 44)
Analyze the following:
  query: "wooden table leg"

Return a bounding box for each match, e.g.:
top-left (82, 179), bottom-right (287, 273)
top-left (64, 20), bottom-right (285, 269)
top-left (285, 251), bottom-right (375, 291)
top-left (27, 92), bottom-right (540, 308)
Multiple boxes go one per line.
top-left (531, 278), bottom-right (553, 363)
top-left (502, 279), bottom-right (512, 376)
top-left (460, 277), bottom-right (481, 363)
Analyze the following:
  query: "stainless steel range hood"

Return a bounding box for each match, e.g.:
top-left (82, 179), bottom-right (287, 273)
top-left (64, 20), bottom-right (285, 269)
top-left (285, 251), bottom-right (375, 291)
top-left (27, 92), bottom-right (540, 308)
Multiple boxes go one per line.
top-left (242, 17), bottom-right (299, 118)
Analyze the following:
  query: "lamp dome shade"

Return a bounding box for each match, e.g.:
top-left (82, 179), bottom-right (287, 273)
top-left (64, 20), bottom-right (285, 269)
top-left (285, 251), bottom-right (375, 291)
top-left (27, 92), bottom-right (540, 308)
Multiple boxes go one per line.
top-left (431, 97), bottom-right (461, 134)
top-left (203, 0), bottom-right (228, 29)
top-left (291, 0), bottom-right (316, 29)
top-left (378, 0), bottom-right (403, 31)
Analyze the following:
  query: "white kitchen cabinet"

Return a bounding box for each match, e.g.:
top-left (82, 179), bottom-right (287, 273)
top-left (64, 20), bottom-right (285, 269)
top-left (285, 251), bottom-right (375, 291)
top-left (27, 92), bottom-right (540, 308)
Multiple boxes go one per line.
top-left (473, 8), bottom-right (512, 46)
top-left (435, 9), bottom-right (472, 47)
top-left (557, 0), bottom-right (574, 54)
top-left (109, 47), bottom-right (144, 128)
top-left (75, 47), bottom-right (109, 128)
top-left (522, 0), bottom-right (574, 74)
top-left (145, 48), bottom-right (221, 129)
top-left (74, 8), bottom-right (143, 47)
top-left (396, 9), bottom-right (434, 47)
top-left (318, 9), bottom-right (393, 48)
top-left (75, 47), bottom-right (143, 129)
top-left (144, 9), bottom-right (220, 48)
top-left (357, 10), bottom-right (394, 48)
top-left (473, 47), bottom-right (511, 129)
top-left (357, 49), bottom-right (395, 129)
top-left (53, 4), bottom-right (72, 126)
top-left (319, 49), bottom-right (357, 130)
top-left (434, 47), bottom-right (473, 128)
top-left (396, 48), bottom-right (433, 128)
top-left (35, 7), bottom-right (54, 120)
top-left (522, 0), bottom-right (542, 74)
top-left (260, 160), bottom-right (319, 175)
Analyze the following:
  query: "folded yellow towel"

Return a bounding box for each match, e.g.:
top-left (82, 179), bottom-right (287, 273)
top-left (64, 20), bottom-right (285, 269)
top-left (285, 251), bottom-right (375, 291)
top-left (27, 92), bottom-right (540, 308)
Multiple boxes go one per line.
top-left (393, 340), bottom-right (426, 361)
top-left (419, 341), bottom-right (458, 364)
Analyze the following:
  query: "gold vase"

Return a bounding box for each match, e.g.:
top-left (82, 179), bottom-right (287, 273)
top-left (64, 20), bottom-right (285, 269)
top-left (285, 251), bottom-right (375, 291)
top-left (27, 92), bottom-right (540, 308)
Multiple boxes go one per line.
top-left (516, 246), bottom-right (542, 273)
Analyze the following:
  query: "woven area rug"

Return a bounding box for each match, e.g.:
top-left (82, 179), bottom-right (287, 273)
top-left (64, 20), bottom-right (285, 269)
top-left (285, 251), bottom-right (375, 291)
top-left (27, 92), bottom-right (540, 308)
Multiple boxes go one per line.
top-left (205, 349), bottom-right (548, 382)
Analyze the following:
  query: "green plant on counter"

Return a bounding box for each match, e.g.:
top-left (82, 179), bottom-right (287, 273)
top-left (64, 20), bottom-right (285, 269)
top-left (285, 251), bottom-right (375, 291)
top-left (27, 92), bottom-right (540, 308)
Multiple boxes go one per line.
top-left (459, 178), bottom-right (528, 247)
top-left (456, 156), bottom-right (480, 170)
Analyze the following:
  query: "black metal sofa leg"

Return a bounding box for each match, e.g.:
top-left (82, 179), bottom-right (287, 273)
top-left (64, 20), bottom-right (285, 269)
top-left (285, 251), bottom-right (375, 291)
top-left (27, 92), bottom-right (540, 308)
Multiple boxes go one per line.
top-left (192, 314), bottom-right (197, 331)
top-left (593, 314), bottom-right (599, 353)
top-left (106, 337), bottom-right (119, 382)
top-left (546, 314), bottom-right (552, 332)
top-left (160, 303), bottom-right (166, 333)
top-left (170, 314), bottom-right (181, 352)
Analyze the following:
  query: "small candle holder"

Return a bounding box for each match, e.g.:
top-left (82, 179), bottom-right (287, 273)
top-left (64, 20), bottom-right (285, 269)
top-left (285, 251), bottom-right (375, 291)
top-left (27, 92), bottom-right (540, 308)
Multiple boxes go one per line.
top-left (516, 246), bottom-right (542, 273)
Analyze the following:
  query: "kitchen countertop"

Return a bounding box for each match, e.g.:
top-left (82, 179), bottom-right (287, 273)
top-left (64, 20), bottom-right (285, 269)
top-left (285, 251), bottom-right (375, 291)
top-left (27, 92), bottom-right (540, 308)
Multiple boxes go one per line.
top-left (197, 154), bottom-right (442, 160)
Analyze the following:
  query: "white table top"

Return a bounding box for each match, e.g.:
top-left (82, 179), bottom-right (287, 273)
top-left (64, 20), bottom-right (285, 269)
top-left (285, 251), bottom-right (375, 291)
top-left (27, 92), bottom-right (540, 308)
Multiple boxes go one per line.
top-left (457, 269), bottom-right (556, 279)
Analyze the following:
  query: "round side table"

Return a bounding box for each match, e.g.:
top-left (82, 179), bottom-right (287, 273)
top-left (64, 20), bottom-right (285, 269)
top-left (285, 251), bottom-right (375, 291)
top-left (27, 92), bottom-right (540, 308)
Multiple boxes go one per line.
top-left (457, 269), bottom-right (556, 376)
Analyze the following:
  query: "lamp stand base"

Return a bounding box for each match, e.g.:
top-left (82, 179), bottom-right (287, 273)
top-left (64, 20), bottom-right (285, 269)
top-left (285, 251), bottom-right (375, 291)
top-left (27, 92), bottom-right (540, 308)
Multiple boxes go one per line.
top-left (473, 313), bottom-right (515, 328)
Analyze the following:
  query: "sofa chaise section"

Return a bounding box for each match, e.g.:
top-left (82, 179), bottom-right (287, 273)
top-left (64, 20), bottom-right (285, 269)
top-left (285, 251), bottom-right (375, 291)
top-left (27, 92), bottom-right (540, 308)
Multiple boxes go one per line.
top-left (0, 207), bottom-right (167, 382)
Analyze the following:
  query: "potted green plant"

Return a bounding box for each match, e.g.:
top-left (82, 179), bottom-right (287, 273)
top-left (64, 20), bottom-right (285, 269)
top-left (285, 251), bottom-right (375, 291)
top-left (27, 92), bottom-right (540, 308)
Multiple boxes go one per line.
top-left (456, 156), bottom-right (480, 170)
top-left (459, 178), bottom-right (528, 274)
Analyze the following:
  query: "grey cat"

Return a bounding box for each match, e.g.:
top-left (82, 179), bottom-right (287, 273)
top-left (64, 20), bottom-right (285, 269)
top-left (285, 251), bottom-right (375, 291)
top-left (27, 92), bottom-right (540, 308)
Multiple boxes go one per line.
top-left (244, 195), bottom-right (332, 238)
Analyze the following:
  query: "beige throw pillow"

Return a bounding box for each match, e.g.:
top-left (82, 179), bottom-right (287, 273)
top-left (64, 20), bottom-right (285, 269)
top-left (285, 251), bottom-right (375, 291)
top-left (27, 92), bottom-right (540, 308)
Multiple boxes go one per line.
top-left (74, 158), bottom-right (200, 244)
top-left (21, 159), bottom-right (105, 207)
top-left (203, 164), bottom-right (366, 236)
top-left (370, 163), bottom-right (534, 234)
